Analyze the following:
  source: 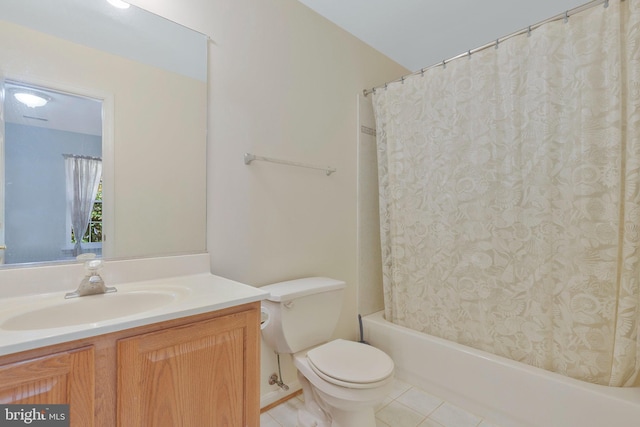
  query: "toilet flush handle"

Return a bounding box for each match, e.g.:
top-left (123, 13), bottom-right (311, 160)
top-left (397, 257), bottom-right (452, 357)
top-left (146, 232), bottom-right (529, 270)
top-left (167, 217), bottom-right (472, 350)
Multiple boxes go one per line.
top-left (283, 301), bottom-right (294, 309)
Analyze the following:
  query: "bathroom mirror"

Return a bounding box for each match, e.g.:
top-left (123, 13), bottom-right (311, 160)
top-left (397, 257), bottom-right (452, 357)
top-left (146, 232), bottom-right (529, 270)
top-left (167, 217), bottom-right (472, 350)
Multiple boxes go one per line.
top-left (0, 0), bottom-right (208, 267)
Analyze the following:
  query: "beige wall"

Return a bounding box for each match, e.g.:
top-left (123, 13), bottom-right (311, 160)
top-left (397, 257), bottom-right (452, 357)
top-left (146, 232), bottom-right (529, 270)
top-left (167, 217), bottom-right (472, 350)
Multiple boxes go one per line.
top-left (129, 0), bottom-right (407, 405)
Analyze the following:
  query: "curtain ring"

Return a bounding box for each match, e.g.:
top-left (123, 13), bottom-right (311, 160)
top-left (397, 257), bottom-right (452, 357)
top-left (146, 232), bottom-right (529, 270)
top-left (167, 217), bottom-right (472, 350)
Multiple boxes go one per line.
top-left (468, 50), bottom-right (472, 59)
top-left (564, 10), bottom-right (569, 23)
top-left (420, 68), bottom-right (425, 77)
top-left (442, 60), bottom-right (446, 69)
top-left (527, 26), bottom-right (532, 37)
top-left (495, 39), bottom-right (499, 49)
top-left (401, 76), bottom-right (405, 84)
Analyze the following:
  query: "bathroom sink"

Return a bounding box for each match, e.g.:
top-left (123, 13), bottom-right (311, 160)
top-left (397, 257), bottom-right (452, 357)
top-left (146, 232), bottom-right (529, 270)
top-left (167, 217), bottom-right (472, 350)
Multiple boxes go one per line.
top-left (1, 289), bottom-right (186, 331)
top-left (0, 272), bottom-right (270, 357)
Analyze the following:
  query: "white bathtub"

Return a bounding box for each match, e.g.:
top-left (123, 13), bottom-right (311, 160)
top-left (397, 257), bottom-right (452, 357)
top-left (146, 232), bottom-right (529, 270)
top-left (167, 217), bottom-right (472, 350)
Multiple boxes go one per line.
top-left (362, 311), bottom-right (640, 427)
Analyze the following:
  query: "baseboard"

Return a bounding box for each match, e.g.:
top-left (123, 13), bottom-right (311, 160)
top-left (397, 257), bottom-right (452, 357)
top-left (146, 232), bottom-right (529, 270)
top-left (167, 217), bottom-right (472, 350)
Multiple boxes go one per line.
top-left (261, 389), bottom-right (303, 413)
top-left (260, 380), bottom-right (302, 410)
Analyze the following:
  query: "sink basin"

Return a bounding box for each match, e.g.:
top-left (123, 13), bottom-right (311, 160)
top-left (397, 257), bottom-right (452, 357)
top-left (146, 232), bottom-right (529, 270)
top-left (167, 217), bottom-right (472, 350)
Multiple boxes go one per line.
top-left (1, 289), bottom-right (185, 331)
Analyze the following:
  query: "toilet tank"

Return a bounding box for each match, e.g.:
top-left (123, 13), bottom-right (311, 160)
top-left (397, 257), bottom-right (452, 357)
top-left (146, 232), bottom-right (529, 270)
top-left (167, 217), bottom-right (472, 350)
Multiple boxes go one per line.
top-left (260, 277), bottom-right (346, 354)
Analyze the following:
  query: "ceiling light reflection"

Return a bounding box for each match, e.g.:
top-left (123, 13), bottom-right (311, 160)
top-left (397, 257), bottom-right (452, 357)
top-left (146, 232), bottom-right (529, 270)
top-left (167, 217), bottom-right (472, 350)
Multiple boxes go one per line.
top-left (107, 0), bottom-right (130, 9)
top-left (14, 92), bottom-right (49, 108)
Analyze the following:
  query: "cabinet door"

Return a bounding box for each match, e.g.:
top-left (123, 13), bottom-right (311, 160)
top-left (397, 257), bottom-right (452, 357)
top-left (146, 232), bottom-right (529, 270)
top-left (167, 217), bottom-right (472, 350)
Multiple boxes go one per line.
top-left (0, 346), bottom-right (95, 426)
top-left (117, 309), bottom-right (259, 427)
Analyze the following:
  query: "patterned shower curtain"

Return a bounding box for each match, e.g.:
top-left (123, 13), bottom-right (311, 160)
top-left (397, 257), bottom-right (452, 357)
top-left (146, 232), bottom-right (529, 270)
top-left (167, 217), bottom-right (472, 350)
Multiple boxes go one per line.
top-left (373, 0), bottom-right (640, 386)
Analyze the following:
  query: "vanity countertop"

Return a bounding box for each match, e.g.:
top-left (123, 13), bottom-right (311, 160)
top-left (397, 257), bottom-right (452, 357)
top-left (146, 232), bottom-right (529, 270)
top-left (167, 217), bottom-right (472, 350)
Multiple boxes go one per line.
top-left (0, 273), bottom-right (269, 356)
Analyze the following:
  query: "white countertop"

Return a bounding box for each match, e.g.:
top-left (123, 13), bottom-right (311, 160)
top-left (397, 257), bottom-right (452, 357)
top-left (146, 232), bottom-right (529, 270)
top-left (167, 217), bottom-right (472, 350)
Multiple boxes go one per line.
top-left (0, 273), bottom-right (269, 356)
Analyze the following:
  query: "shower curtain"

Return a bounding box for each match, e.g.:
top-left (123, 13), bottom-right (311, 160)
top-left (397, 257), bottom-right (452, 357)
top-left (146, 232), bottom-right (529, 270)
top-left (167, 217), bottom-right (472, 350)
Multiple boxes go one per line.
top-left (373, 0), bottom-right (640, 386)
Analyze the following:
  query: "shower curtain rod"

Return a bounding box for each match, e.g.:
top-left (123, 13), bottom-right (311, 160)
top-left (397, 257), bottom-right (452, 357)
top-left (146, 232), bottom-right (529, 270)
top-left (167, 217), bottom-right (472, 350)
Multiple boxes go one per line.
top-left (363, 0), bottom-right (609, 97)
top-left (62, 154), bottom-right (102, 161)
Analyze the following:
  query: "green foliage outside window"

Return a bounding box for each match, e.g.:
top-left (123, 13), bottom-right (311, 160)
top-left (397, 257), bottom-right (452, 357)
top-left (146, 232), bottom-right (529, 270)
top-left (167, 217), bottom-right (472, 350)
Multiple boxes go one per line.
top-left (71, 181), bottom-right (103, 244)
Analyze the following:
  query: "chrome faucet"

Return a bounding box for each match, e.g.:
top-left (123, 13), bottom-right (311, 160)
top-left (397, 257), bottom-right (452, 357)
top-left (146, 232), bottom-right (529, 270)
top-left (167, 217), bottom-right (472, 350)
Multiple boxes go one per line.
top-left (65, 256), bottom-right (117, 298)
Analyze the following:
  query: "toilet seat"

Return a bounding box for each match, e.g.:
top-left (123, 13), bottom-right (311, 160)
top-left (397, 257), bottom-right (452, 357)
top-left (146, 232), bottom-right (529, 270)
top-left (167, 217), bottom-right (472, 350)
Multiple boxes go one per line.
top-left (306, 339), bottom-right (394, 389)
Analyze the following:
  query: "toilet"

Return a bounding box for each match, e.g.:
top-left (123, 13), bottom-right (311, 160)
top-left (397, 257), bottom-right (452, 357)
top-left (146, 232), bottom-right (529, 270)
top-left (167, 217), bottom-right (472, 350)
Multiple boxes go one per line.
top-left (260, 277), bottom-right (394, 427)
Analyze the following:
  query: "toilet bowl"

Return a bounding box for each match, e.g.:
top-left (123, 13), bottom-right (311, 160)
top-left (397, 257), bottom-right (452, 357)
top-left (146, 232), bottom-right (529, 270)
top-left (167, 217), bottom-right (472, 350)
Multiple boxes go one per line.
top-left (294, 339), bottom-right (394, 427)
top-left (260, 278), bottom-right (395, 427)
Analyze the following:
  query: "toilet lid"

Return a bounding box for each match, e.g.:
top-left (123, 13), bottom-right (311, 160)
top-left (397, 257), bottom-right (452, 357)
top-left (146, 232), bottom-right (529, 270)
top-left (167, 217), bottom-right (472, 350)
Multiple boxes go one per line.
top-left (306, 339), bottom-right (394, 387)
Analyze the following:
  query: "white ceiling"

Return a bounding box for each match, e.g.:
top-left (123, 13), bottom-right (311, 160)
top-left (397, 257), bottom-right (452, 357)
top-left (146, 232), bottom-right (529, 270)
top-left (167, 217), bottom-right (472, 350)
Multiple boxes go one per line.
top-left (296, 0), bottom-right (589, 72)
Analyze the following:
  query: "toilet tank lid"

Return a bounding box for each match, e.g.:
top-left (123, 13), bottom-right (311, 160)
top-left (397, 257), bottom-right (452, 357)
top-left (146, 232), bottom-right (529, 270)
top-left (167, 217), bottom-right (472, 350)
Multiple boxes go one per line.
top-left (261, 277), bottom-right (345, 302)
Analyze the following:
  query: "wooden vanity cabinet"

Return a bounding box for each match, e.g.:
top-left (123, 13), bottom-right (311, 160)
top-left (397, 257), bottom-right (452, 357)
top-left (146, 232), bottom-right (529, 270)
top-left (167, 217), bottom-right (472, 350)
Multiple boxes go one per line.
top-left (0, 346), bottom-right (95, 425)
top-left (118, 307), bottom-right (258, 426)
top-left (0, 302), bottom-right (261, 427)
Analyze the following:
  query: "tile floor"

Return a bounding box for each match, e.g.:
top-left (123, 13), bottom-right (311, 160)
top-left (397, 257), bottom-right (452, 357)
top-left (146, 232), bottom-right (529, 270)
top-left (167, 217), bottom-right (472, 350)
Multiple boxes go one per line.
top-left (260, 378), bottom-right (501, 427)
